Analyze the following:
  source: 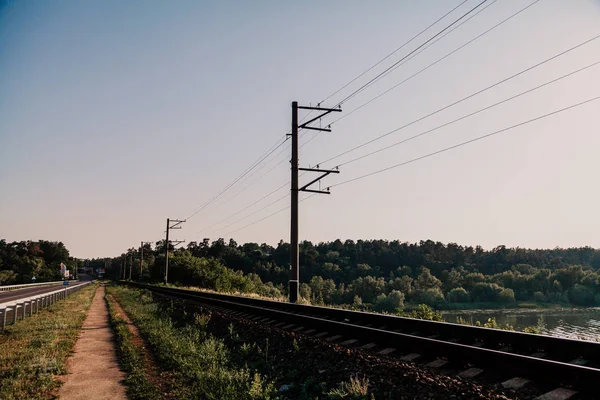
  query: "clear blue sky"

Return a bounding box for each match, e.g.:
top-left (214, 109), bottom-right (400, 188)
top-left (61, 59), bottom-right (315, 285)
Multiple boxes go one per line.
top-left (1, 0), bottom-right (599, 258)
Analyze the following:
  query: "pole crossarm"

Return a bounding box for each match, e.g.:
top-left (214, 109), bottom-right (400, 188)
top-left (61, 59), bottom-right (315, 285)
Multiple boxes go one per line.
top-left (170, 240), bottom-right (186, 247)
top-left (299, 107), bottom-right (342, 130)
top-left (299, 167), bottom-right (340, 193)
top-left (300, 126), bottom-right (331, 132)
top-left (169, 219), bottom-right (186, 229)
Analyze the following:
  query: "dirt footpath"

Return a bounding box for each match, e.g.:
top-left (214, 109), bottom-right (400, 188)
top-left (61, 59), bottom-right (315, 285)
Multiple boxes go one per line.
top-left (58, 285), bottom-right (127, 399)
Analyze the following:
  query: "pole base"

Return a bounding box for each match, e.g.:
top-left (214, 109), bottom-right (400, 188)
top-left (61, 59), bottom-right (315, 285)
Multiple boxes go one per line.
top-left (289, 280), bottom-right (299, 303)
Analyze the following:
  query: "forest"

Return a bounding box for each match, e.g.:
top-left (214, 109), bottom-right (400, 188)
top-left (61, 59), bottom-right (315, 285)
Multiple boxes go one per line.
top-left (0, 239), bottom-right (77, 284)
top-left (105, 239), bottom-right (600, 311)
top-left (3, 238), bottom-right (600, 311)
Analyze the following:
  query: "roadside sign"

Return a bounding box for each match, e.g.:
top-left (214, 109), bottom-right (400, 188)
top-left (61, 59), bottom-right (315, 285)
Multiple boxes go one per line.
top-left (63, 280), bottom-right (69, 286)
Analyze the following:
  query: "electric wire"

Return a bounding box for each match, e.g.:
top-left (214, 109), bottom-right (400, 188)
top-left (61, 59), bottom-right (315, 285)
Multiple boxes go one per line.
top-left (317, 31), bottom-right (600, 167)
top-left (334, 60), bottom-right (600, 168)
top-left (319, 0), bottom-right (470, 105)
top-left (301, 0), bottom-right (499, 151)
top-left (328, 0), bottom-right (541, 129)
top-left (184, 135), bottom-right (288, 220)
top-left (222, 194), bottom-right (317, 237)
top-left (335, 0), bottom-right (490, 107)
top-left (195, 181), bottom-right (290, 234)
top-left (329, 96), bottom-right (600, 188)
top-left (215, 193), bottom-right (290, 233)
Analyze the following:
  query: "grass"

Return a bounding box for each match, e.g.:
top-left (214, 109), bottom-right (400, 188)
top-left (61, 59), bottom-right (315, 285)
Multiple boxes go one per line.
top-left (0, 283), bottom-right (97, 400)
top-left (327, 375), bottom-right (372, 400)
top-left (105, 284), bottom-right (278, 399)
top-left (105, 294), bottom-right (161, 400)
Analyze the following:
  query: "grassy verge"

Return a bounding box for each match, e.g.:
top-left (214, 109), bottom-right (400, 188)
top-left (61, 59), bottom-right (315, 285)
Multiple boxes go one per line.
top-left (105, 284), bottom-right (277, 399)
top-left (105, 294), bottom-right (161, 400)
top-left (0, 283), bottom-right (98, 400)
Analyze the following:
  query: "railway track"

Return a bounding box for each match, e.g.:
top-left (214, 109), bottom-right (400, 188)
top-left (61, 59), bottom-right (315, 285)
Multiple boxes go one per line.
top-left (125, 282), bottom-right (600, 399)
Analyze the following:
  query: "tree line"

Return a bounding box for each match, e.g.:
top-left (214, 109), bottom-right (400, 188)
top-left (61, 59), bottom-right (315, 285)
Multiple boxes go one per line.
top-left (0, 240), bottom-right (77, 284)
top-left (3, 238), bottom-right (598, 310)
top-left (103, 239), bottom-right (600, 311)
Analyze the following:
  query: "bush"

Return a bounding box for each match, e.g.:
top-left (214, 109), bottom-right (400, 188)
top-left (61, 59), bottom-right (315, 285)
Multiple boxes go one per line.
top-left (533, 291), bottom-right (547, 302)
top-left (446, 287), bottom-right (469, 303)
top-left (497, 288), bottom-right (516, 303)
top-left (568, 284), bottom-right (595, 306)
top-left (373, 290), bottom-right (404, 313)
top-left (327, 375), bottom-right (370, 399)
top-left (408, 304), bottom-right (444, 321)
top-left (418, 288), bottom-right (445, 307)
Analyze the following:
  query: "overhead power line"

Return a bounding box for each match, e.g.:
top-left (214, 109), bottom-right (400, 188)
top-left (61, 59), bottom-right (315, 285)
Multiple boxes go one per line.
top-left (318, 31), bottom-right (600, 167)
top-left (336, 60), bottom-right (600, 168)
top-left (329, 96), bottom-right (600, 188)
top-left (215, 193), bottom-right (289, 233)
top-left (335, 0), bottom-right (490, 106)
top-left (222, 194), bottom-right (317, 238)
top-left (196, 181), bottom-right (290, 234)
top-left (185, 136), bottom-right (288, 221)
top-left (328, 0), bottom-right (541, 128)
top-left (319, 0), bottom-right (470, 105)
top-left (301, 0), bottom-right (499, 152)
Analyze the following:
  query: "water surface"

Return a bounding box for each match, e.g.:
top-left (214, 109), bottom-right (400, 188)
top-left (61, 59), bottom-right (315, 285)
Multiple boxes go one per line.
top-left (442, 307), bottom-right (600, 341)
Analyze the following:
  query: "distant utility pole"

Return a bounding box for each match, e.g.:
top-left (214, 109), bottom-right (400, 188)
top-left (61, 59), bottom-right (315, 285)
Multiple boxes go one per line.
top-left (140, 241), bottom-right (152, 280)
top-left (164, 218), bottom-right (186, 284)
top-left (289, 101), bottom-right (342, 303)
top-left (121, 257), bottom-right (126, 280)
top-left (128, 251), bottom-right (133, 280)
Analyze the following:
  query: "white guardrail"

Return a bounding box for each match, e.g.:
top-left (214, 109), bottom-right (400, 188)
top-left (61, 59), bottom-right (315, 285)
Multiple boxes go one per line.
top-left (0, 281), bottom-right (95, 330)
top-left (0, 280), bottom-right (77, 291)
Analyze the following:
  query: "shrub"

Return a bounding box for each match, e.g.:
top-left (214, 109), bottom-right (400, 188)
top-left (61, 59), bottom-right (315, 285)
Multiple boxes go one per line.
top-left (446, 287), bottom-right (469, 303)
top-left (327, 375), bottom-right (370, 399)
top-left (533, 291), bottom-right (547, 302)
top-left (373, 290), bottom-right (404, 313)
top-left (569, 284), bottom-right (595, 306)
top-left (418, 288), bottom-right (445, 307)
top-left (497, 288), bottom-right (516, 303)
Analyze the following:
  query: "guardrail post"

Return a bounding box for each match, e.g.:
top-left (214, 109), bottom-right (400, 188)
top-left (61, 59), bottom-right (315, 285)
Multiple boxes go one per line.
top-left (1, 309), bottom-right (6, 330)
top-left (13, 305), bottom-right (18, 324)
top-left (21, 302), bottom-right (26, 320)
top-left (29, 301), bottom-right (33, 316)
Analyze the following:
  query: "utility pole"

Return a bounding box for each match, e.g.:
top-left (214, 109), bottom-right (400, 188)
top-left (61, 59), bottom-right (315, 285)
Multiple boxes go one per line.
top-left (128, 251), bottom-right (133, 280)
top-left (164, 218), bottom-right (185, 284)
top-left (288, 101), bottom-right (342, 303)
top-left (140, 241), bottom-right (152, 280)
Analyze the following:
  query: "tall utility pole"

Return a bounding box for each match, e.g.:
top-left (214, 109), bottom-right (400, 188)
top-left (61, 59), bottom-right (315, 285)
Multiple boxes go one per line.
top-left (289, 101), bottom-right (342, 302)
top-left (140, 241), bottom-right (152, 280)
top-left (164, 218), bottom-right (185, 284)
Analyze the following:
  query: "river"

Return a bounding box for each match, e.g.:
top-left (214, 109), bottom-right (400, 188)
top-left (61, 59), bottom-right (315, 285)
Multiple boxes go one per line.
top-left (441, 307), bottom-right (600, 341)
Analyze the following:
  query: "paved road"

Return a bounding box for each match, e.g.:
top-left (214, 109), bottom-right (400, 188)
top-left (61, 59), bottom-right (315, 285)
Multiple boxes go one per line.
top-left (0, 281), bottom-right (87, 304)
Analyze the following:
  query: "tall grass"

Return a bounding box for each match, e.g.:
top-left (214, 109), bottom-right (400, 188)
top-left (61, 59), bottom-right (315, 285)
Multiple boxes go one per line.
top-left (105, 294), bottom-right (161, 400)
top-left (0, 284), bottom-right (97, 399)
top-left (105, 284), bottom-right (277, 399)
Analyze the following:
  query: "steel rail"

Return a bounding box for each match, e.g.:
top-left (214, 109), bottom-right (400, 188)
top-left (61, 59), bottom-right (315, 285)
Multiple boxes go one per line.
top-left (125, 283), bottom-right (600, 394)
